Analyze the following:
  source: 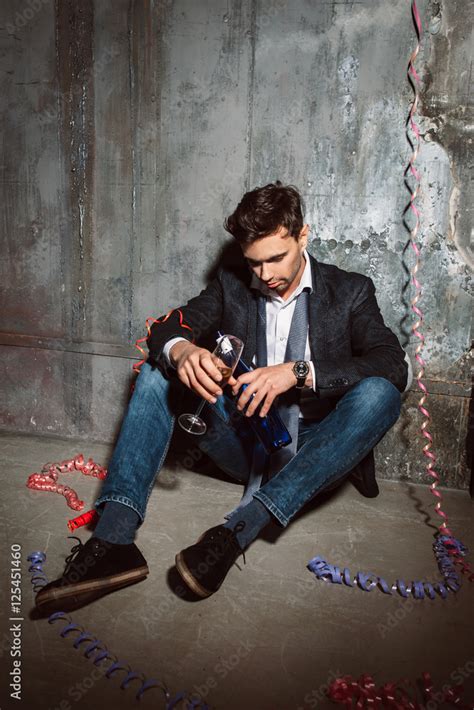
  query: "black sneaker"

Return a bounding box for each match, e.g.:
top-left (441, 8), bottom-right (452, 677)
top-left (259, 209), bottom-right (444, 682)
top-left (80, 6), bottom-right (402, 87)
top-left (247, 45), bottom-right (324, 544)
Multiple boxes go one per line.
top-left (35, 535), bottom-right (149, 614)
top-left (175, 521), bottom-right (246, 598)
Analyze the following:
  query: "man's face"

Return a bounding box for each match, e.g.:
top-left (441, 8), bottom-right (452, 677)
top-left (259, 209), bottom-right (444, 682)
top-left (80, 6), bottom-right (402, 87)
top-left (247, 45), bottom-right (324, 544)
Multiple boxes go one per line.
top-left (241, 224), bottom-right (309, 300)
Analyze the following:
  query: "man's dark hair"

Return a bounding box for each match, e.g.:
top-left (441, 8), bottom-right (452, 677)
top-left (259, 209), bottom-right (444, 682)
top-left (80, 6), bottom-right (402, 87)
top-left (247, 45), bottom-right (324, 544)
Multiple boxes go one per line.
top-left (224, 180), bottom-right (304, 244)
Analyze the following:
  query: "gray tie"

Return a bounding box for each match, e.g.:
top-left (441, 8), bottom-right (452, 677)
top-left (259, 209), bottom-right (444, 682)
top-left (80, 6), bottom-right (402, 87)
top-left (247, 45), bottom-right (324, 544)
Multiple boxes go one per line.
top-left (224, 289), bottom-right (310, 520)
top-left (257, 288), bottom-right (309, 476)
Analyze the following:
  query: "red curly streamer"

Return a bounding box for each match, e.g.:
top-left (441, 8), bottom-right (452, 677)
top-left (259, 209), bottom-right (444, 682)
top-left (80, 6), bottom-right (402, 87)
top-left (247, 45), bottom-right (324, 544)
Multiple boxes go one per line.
top-left (133, 308), bottom-right (194, 374)
top-left (25, 455), bottom-right (107, 513)
top-left (327, 672), bottom-right (474, 709)
top-left (405, 0), bottom-right (473, 581)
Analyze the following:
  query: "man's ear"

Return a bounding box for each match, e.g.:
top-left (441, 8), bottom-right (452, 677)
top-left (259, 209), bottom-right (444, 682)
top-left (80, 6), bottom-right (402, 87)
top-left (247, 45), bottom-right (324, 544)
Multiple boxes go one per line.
top-left (300, 223), bottom-right (310, 249)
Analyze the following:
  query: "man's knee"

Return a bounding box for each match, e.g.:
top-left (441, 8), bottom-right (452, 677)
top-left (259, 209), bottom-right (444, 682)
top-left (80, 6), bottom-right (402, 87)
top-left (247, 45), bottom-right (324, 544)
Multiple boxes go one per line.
top-left (357, 376), bottom-right (401, 414)
top-left (134, 361), bottom-right (175, 396)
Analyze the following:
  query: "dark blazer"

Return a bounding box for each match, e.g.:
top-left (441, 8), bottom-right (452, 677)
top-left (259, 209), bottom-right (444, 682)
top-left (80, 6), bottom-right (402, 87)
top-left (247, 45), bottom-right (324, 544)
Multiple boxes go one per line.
top-left (146, 251), bottom-right (408, 483)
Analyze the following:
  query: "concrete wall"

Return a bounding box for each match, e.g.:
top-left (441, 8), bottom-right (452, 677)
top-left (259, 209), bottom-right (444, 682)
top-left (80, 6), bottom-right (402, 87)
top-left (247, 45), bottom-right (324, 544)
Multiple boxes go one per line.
top-left (1, 0), bottom-right (472, 488)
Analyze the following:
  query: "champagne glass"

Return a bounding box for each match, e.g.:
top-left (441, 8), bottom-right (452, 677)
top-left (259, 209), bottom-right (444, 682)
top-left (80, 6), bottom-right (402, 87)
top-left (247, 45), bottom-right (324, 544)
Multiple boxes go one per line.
top-left (178, 334), bottom-right (244, 435)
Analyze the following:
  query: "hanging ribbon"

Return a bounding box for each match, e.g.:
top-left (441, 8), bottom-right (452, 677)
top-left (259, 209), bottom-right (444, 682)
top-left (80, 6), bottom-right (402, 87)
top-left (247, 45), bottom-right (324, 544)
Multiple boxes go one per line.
top-left (133, 307), bottom-right (194, 374)
top-left (306, 0), bottom-right (473, 603)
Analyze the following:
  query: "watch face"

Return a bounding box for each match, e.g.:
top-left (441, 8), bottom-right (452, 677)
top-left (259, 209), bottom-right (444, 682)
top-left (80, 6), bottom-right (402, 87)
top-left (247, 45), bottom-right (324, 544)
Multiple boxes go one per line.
top-left (294, 361), bottom-right (309, 376)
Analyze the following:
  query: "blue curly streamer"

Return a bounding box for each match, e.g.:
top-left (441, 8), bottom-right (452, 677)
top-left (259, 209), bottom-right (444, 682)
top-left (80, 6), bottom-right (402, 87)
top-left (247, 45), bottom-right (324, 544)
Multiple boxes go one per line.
top-left (307, 535), bottom-right (467, 600)
top-left (27, 551), bottom-right (209, 708)
top-left (28, 551), bottom-right (48, 592)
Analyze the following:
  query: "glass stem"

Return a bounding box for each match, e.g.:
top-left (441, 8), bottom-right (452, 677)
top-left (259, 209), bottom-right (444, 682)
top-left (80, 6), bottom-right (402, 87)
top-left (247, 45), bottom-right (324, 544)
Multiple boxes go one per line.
top-left (194, 400), bottom-right (206, 419)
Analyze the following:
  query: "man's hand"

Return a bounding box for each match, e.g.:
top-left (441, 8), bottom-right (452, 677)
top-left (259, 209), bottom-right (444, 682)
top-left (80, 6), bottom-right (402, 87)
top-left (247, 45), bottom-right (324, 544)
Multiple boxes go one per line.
top-left (231, 363), bottom-right (297, 417)
top-left (170, 341), bottom-right (238, 404)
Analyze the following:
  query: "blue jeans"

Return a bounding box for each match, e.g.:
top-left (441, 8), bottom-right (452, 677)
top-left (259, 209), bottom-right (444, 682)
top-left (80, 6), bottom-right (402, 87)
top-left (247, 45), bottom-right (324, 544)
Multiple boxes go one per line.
top-left (94, 362), bottom-right (401, 528)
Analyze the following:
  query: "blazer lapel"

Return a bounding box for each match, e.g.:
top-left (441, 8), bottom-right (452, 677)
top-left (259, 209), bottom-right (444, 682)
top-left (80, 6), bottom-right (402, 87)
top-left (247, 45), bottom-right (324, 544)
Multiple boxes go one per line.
top-left (308, 254), bottom-right (329, 361)
top-left (243, 287), bottom-right (258, 364)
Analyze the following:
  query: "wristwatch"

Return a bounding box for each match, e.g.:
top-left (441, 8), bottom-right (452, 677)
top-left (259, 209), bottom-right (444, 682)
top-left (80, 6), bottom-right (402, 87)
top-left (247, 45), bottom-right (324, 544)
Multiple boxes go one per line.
top-left (292, 360), bottom-right (310, 389)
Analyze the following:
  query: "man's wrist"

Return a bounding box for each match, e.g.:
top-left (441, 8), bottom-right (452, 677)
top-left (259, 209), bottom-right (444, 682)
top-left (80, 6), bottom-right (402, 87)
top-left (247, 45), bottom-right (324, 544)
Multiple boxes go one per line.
top-left (170, 342), bottom-right (189, 366)
top-left (289, 361), bottom-right (298, 385)
top-left (169, 338), bottom-right (191, 367)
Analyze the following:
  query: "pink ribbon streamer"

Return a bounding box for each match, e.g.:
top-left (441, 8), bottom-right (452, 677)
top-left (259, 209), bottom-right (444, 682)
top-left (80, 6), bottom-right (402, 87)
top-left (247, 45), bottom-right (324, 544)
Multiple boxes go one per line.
top-left (26, 454), bottom-right (106, 512)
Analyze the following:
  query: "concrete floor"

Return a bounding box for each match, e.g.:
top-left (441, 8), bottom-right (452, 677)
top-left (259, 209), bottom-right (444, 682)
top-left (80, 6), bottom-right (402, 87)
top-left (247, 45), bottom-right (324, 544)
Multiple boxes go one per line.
top-left (0, 431), bottom-right (473, 710)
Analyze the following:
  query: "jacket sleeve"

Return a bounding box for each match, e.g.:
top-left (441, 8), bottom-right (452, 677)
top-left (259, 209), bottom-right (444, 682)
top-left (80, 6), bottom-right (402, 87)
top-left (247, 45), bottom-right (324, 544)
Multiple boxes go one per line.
top-left (145, 269), bottom-right (224, 378)
top-left (314, 277), bottom-right (408, 398)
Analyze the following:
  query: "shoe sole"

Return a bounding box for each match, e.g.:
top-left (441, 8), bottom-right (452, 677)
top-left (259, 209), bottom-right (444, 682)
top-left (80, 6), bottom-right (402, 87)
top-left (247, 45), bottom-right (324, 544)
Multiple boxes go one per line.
top-left (175, 552), bottom-right (213, 598)
top-left (35, 565), bottom-right (149, 611)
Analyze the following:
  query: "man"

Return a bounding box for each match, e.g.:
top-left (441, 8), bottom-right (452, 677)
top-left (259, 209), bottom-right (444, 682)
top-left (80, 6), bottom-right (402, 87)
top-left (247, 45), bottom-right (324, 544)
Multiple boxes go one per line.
top-left (35, 181), bottom-right (408, 613)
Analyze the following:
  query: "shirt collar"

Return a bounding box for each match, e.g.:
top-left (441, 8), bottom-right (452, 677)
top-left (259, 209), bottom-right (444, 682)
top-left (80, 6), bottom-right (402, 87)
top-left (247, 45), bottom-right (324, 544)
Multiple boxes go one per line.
top-left (250, 248), bottom-right (313, 303)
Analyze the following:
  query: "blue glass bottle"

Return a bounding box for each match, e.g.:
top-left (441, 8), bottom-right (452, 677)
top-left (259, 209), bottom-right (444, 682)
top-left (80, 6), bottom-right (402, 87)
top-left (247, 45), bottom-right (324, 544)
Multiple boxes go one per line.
top-left (216, 332), bottom-right (292, 454)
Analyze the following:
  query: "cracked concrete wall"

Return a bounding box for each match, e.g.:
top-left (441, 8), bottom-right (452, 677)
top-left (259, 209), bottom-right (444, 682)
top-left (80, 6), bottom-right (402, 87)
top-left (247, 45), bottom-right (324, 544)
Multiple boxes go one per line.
top-left (1, 0), bottom-right (472, 489)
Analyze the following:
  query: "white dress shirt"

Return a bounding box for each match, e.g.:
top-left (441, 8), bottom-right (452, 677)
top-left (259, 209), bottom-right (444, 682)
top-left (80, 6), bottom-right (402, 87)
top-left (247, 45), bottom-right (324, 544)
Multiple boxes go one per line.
top-left (163, 248), bottom-right (319, 418)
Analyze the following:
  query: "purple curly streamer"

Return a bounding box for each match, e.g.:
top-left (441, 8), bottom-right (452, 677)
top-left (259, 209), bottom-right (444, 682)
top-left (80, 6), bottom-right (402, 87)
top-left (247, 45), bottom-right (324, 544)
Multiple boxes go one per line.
top-left (27, 551), bottom-right (209, 708)
top-left (307, 536), bottom-right (466, 600)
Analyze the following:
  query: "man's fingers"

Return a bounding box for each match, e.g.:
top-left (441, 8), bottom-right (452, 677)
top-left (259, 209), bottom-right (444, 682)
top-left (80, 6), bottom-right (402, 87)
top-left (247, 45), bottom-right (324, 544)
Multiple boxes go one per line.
top-left (237, 379), bottom-right (268, 416)
top-left (187, 369), bottom-right (218, 404)
top-left (179, 370), bottom-right (191, 390)
top-left (200, 355), bottom-right (226, 385)
top-left (244, 384), bottom-right (271, 417)
top-left (258, 394), bottom-right (275, 418)
top-left (193, 364), bottom-right (223, 397)
top-left (188, 356), bottom-right (225, 397)
top-left (175, 347), bottom-right (225, 403)
top-left (232, 371), bottom-right (255, 393)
